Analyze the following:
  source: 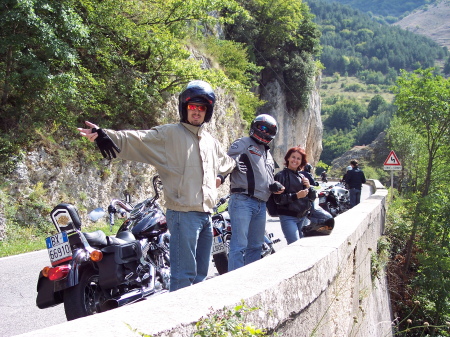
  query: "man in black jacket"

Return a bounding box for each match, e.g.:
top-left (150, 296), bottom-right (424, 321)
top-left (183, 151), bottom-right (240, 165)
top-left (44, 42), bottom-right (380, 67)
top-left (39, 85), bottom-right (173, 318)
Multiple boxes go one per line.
top-left (345, 159), bottom-right (366, 208)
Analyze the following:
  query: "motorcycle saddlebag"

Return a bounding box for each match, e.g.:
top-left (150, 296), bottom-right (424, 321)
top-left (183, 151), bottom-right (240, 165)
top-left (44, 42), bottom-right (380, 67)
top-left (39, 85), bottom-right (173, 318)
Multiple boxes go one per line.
top-left (98, 241), bottom-right (142, 288)
top-left (97, 253), bottom-right (125, 289)
top-left (112, 241), bottom-right (142, 264)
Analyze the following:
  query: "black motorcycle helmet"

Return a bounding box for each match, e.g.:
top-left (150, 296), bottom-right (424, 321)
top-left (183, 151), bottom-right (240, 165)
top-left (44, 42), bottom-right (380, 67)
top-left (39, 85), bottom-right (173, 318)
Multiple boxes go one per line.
top-left (249, 114), bottom-right (278, 145)
top-left (304, 163), bottom-right (313, 173)
top-left (178, 80), bottom-right (216, 124)
top-left (302, 218), bottom-right (335, 237)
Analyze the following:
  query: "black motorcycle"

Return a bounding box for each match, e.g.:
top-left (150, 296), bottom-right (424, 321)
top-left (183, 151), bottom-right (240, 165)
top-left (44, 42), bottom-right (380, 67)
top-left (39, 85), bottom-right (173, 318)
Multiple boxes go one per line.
top-left (317, 183), bottom-right (350, 217)
top-left (211, 195), bottom-right (280, 275)
top-left (36, 175), bottom-right (170, 320)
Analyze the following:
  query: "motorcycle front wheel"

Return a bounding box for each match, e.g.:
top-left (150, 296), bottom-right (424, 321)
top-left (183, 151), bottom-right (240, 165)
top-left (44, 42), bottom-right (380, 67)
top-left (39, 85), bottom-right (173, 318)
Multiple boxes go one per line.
top-left (63, 267), bottom-right (108, 320)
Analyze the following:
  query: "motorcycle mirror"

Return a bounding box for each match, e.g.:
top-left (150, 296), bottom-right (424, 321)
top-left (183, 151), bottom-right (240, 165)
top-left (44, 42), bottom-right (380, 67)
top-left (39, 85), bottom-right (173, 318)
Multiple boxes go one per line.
top-left (89, 207), bottom-right (106, 222)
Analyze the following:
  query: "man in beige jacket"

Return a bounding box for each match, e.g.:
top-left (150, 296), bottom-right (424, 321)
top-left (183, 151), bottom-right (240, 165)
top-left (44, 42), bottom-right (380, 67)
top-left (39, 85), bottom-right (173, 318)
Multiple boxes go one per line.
top-left (78, 80), bottom-right (236, 291)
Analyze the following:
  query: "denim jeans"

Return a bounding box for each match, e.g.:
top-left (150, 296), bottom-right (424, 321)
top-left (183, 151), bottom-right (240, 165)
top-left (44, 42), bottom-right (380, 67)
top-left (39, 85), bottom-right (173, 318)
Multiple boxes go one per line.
top-left (228, 194), bottom-right (267, 271)
top-left (166, 209), bottom-right (212, 292)
top-left (349, 188), bottom-right (361, 208)
top-left (307, 203), bottom-right (333, 226)
top-left (279, 214), bottom-right (308, 244)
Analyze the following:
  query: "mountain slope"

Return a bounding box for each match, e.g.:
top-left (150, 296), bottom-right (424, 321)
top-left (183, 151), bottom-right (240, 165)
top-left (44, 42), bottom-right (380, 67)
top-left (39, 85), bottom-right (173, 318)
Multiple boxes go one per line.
top-left (320, 0), bottom-right (428, 18)
top-left (393, 1), bottom-right (450, 49)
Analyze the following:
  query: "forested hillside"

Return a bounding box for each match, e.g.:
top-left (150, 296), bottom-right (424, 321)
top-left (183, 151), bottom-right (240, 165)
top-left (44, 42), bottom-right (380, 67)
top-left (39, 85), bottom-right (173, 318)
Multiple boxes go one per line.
top-left (305, 0), bottom-right (448, 167)
top-left (307, 0), bottom-right (447, 77)
top-left (320, 0), bottom-right (430, 20)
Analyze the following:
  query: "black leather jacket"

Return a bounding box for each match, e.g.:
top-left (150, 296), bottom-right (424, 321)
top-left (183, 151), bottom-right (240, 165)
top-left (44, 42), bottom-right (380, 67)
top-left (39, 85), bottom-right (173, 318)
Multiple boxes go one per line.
top-left (273, 168), bottom-right (316, 217)
top-left (345, 168), bottom-right (366, 189)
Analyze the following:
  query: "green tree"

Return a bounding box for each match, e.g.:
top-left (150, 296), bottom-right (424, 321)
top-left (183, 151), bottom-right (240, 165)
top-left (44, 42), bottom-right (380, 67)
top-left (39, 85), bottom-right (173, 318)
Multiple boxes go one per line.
top-left (0, 0), bottom-right (256, 173)
top-left (321, 129), bottom-right (354, 165)
top-left (323, 99), bottom-right (367, 130)
top-left (391, 68), bottom-right (450, 270)
top-left (444, 56), bottom-right (450, 75)
top-left (367, 94), bottom-right (386, 117)
top-left (386, 117), bottom-right (426, 194)
top-left (224, 0), bottom-right (321, 111)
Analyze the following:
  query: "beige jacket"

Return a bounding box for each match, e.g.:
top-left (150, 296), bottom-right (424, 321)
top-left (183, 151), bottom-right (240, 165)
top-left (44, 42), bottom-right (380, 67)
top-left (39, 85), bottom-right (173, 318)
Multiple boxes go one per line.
top-left (105, 123), bottom-right (235, 213)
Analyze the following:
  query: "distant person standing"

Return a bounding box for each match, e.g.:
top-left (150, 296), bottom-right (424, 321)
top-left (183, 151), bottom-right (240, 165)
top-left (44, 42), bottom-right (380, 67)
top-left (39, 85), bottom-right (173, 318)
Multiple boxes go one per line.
top-left (345, 159), bottom-right (366, 208)
top-left (341, 165), bottom-right (352, 189)
top-left (320, 170), bottom-right (328, 183)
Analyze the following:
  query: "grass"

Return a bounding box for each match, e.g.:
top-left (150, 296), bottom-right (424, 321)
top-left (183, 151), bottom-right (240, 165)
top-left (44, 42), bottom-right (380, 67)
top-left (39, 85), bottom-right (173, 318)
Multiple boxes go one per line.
top-left (320, 75), bottom-right (395, 104)
top-left (0, 218), bottom-right (121, 258)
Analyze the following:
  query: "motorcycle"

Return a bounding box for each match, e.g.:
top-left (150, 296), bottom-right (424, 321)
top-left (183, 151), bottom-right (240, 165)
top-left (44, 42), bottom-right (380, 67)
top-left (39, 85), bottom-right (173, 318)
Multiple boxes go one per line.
top-left (211, 195), bottom-right (280, 275)
top-left (317, 183), bottom-right (351, 217)
top-left (36, 175), bottom-right (170, 320)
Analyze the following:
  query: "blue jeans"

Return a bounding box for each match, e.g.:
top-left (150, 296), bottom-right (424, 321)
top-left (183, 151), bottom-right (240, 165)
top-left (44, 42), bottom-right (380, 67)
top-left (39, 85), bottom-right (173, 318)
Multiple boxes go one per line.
top-left (307, 203), bottom-right (333, 226)
top-left (279, 215), bottom-right (308, 244)
top-left (349, 188), bottom-right (361, 208)
top-left (228, 194), bottom-right (267, 271)
top-left (166, 209), bottom-right (212, 292)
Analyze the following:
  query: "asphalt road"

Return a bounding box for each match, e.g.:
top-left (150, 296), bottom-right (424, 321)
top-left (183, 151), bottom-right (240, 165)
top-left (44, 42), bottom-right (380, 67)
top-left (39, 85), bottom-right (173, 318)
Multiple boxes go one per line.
top-left (0, 182), bottom-right (369, 337)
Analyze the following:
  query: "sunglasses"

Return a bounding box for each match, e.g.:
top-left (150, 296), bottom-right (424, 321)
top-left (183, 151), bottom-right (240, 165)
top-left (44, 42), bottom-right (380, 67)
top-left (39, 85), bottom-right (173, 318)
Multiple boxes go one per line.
top-left (187, 104), bottom-right (207, 112)
top-left (257, 125), bottom-right (269, 132)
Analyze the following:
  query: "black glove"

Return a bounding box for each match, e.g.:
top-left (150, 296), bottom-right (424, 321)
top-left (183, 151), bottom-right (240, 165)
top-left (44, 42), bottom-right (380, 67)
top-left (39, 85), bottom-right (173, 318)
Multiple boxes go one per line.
top-left (92, 128), bottom-right (121, 160)
top-left (269, 181), bottom-right (284, 193)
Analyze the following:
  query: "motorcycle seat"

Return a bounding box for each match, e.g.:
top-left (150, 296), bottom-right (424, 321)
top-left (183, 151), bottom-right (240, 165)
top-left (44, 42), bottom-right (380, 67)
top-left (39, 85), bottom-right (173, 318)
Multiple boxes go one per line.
top-left (102, 231), bottom-right (137, 247)
top-left (84, 230), bottom-right (108, 247)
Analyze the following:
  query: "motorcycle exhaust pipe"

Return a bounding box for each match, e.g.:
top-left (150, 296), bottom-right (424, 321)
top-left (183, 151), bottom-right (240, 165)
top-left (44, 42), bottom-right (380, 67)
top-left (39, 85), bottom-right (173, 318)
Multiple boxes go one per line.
top-left (101, 289), bottom-right (150, 311)
top-left (101, 265), bottom-right (157, 311)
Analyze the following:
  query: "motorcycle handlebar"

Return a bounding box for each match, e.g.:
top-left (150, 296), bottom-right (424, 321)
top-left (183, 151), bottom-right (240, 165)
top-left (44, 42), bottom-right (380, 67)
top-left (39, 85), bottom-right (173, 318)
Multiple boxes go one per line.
top-left (110, 199), bottom-right (133, 212)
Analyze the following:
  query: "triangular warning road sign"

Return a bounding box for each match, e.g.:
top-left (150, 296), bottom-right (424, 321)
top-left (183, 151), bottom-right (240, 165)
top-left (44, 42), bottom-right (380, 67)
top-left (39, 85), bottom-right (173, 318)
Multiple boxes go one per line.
top-left (384, 151), bottom-right (401, 166)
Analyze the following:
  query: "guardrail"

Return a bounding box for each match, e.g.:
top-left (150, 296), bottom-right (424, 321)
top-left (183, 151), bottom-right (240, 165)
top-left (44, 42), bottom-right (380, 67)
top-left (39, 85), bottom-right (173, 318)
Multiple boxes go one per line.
top-left (19, 180), bottom-right (391, 337)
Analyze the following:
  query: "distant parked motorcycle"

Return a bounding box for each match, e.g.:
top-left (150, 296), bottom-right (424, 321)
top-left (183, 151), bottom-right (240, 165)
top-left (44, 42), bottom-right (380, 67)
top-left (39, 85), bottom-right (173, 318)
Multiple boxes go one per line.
top-left (36, 175), bottom-right (170, 320)
top-left (317, 183), bottom-right (351, 217)
top-left (211, 195), bottom-right (280, 275)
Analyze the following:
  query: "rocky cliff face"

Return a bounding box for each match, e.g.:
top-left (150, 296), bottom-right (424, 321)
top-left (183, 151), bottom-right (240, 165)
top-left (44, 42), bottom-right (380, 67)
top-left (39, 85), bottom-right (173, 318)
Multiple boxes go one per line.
top-left (259, 76), bottom-right (323, 168)
top-left (0, 80), bottom-right (323, 240)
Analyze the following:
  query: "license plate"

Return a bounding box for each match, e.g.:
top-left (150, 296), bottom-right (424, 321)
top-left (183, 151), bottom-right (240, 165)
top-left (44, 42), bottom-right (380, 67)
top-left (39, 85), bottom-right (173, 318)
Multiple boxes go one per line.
top-left (46, 232), bottom-right (72, 266)
top-left (319, 197), bottom-right (326, 203)
top-left (212, 236), bottom-right (227, 255)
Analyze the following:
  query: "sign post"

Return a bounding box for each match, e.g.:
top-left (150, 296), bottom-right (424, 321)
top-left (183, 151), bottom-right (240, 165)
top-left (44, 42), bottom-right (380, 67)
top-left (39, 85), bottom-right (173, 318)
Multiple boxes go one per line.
top-left (383, 151), bottom-right (402, 200)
